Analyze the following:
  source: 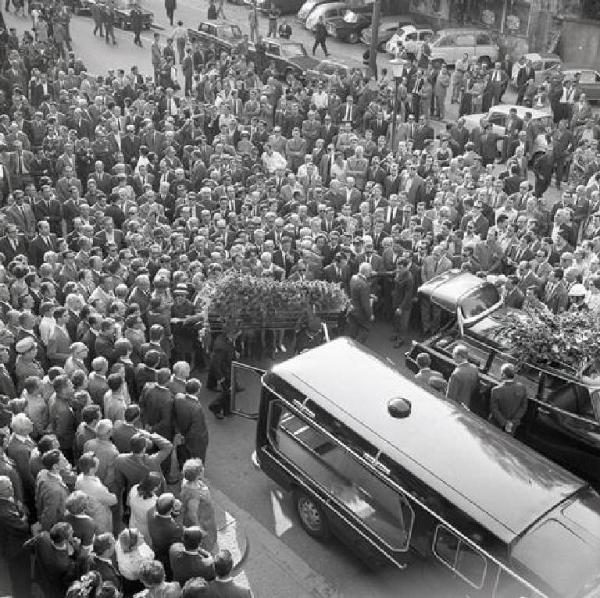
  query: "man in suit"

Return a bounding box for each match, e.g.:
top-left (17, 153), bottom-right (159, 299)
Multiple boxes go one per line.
top-left (0, 344), bottom-right (16, 399)
top-left (8, 140), bottom-right (34, 189)
top-left (210, 549), bottom-right (253, 598)
top-left (46, 308), bottom-right (72, 367)
top-left (323, 252), bottom-right (350, 291)
top-left (0, 223), bottom-right (28, 263)
top-left (121, 126), bottom-right (141, 166)
top-left (543, 266), bottom-right (569, 314)
top-left (93, 216), bottom-right (124, 254)
top-left (490, 363), bottom-right (528, 434)
top-left (474, 121), bottom-right (502, 166)
top-left (412, 114), bottom-right (434, 151)
top-left (28, 221), bottom-right (59, 268)
top-left (402, 163), bottom-right (426, 207)
top-left (90, 533), bottom-right (121, 591)
top-left (446, 344), bottom-right (480, 411)
top-left (503, 275), bottom-right (525, 308)
top-left (147, 493), bottom-right (184, 578)
top-left (169, 526), bottom-right (214, 585)
top-left (5, 191), bottom-right (36, 237)
top-left (272, 237), bottom-right (299, 278)
top-left (337, 95), bottom-right (359, 127)
top-left (346, 262), bottom-right (373, 344)
top-left (139, 368), bottom-right (174, 441)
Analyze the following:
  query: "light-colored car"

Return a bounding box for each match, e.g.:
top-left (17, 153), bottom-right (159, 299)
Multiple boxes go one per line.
top-left (540, 66), bottom-right (600, 103)
top-left (305, 2), bottom-right (347, 31)
top-left (463, 104), bottom-right (552, 152)
top-left (385, 25), bottom-right (434, 56)
top-left (427, 28), bottom-right (499, 66)
top-left (297, 0), bottom-right (330, 24)
top-left (306, 57), bottom-right (364, 81)
top-left (361, 15), bottom-right (418, 51)
top-left (523, 52), bottom-right (562, 83)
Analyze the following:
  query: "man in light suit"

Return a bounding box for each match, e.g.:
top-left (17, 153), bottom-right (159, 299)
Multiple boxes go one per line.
top-left (8, 141), bottom-right (34, 189)
top-left (401, 163), bottom-right (426, 206)
top-left (5, 192), bottom-right (36, 237)
top-left (420, 245), bottom-right (452, 335)
top-left (446, 344), bottom-right (480, 411)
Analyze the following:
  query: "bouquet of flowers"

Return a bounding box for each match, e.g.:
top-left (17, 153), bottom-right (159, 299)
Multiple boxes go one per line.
top-left (200, 273), bottom-right (349, 337)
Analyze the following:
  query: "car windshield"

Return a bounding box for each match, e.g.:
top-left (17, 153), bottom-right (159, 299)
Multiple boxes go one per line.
top-left (343, 10), bottom-right (358, 22)
top-left (460, 285), bottom-right (500, 319)
top-left (281, 43), bottom-right (307, 57)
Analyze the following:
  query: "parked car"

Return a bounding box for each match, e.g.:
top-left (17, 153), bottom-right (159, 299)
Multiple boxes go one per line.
top-left (324, 6), bottom-right (373, 44)
top-left (523, 52), bottom-right (562, 83)
top-left (405, 270), bottom-right (600, 489)
top-left (305, 2), bottom-right (347, 31)
top-left (360, 15), bottom-right (421, 52)
top-left (385, 25), bottom-right (435, 57)
top-left (73, 0), bottom-right (154, 29)
top-left (462, 104), bottom-right (551, 153)
top-left (187, 20), bottom-right (243, 53)
top-left (243, 0), bottom-right (305, 14)
top-left (306, 57), bottom-right (363, 81)
top-left (425, 28), bottom-right (499, 67)
top-left (248, 40), bottom-right (320, 79)
top-left (541, 65), bottom-right (600, 103)
top-left (297, 0), bottom-right (330, 25)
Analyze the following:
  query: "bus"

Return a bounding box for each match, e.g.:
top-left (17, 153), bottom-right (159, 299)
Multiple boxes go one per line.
top-left (253, 338), bottom-right (600, 598)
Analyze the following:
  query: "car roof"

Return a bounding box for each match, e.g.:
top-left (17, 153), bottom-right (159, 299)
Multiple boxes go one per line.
top-left (269, 338), bottom-right (585, 545)
top-left (525, 52), bottom-right (561, 60)
top-left (436, 28), bottom-right (493, 34)
top-left (468, 104), bottom-right (552, 121)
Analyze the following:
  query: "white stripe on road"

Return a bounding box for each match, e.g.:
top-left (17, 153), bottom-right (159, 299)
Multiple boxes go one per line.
top-left (271, 488), bottom-right (294, 537)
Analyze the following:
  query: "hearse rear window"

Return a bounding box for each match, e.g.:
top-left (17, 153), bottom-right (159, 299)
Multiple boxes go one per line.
top-left (460, 285), bottom-right (500, 319)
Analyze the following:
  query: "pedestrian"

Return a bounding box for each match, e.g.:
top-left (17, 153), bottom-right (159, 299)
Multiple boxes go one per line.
top-left (207, 0), bottom-right (217, 20)
top-left (278, 18), bottom-right (291, 39)
top-left (446, 344), bottom-right (480, 411)
top-left (248, 6), bottom-right (258, 43)
top-left (103, 4), bottom-right (117, 46)
top-left (91, 1), bottom-right (104, 38)
top-left (173, 20), bottom-right (186, 63)
top-left (267, 3), bottom-right (279, 37)
top-left (131, 3), bottom-right (143, 47)
top-left (182, 47), bottom-right (194, 97)
top-left (347, 262), bottom-right (374, 344)
top-left (490, 363), bottom-right (528, 435)
top-left (151, 33), bottom-right (162, 85)
top-left (312, 16), bottom-right (329, 57)
top-left (207, 327), bottom-right (239, 419)
top-left (434, 64), bottom-right (450, 120)
top-left (165, 0), bottom-right (176, 26)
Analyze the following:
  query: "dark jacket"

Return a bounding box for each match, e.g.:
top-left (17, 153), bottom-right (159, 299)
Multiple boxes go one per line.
top-left (446, 362), bottom-right (479, 409)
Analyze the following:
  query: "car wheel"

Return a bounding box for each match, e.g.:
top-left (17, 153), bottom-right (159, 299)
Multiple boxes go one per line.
top-left (347, 32), bottom-right (359, 44)
top-left (294, 489), bottom-right (331, 540)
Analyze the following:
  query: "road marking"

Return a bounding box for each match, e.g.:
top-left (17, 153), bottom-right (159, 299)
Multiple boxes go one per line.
top-left (271, 488), bottom-right (294, 537)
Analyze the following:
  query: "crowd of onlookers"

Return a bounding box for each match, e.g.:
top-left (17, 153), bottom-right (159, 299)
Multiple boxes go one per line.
top-left (0, 0), bottom-right (600, 596)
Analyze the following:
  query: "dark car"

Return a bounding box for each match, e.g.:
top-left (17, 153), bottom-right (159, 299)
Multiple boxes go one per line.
top-left (249, 39), bottom-right (320, 79)
top-left (325, 7), bottom-right (373, 44)
top-left (187, 20), bottom-right (243, 53)
top-left (74, 0), bottom-right (154, 29)
top-left (244, 0), bottom-right (305, 14)
top-left (405, 270), bottom-right (600, 489)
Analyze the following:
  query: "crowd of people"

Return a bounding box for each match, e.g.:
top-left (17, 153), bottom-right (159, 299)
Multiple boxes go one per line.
top-left (0, 0), bottom-right (599, 596)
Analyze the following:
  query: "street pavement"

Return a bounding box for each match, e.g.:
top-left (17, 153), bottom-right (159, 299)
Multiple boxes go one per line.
top-left (0, 7), bottom-right (568, 598)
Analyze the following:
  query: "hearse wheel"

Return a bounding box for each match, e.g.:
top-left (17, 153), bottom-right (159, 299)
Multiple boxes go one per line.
top-left (294, 489), bottom-right (331, 540)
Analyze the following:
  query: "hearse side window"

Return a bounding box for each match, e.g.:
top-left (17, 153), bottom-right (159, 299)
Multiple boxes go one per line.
top-left (433, 525), bottom-right (487, 589)
top-left (540, 374), bottom-right (592, 417)
top-left (493, 568), bottom-right (544, 598)
top-left (267, 401), bottom-right (414, 551)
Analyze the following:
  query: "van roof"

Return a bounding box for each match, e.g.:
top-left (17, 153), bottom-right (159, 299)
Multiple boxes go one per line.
top-left (270, 338), bottom-right (584, 544)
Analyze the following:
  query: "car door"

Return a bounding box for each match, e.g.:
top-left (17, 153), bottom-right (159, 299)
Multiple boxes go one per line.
top-left (474, 31), bottom-right (496, 63)
top-left (454, 33), bottom-right (476, 63)
top-left (526, 373), bottom-right (600, 485)
top-left (578, 70), bottom-right (600, 102)
top-left (486, 111), bottom-right (507, 137)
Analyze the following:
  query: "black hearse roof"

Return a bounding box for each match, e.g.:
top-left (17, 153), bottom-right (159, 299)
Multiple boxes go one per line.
top-left (269, 338), bottom-right (584, 545)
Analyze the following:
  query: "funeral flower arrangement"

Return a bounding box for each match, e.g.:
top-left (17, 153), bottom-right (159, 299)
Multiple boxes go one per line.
top-left (199, 272), bottom-right (349, 337)
top-left (494, 305), bottom-right (600, 375)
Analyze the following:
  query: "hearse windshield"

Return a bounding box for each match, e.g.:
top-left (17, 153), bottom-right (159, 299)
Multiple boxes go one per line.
top-left (460, 284), bottom-right (500, 319)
